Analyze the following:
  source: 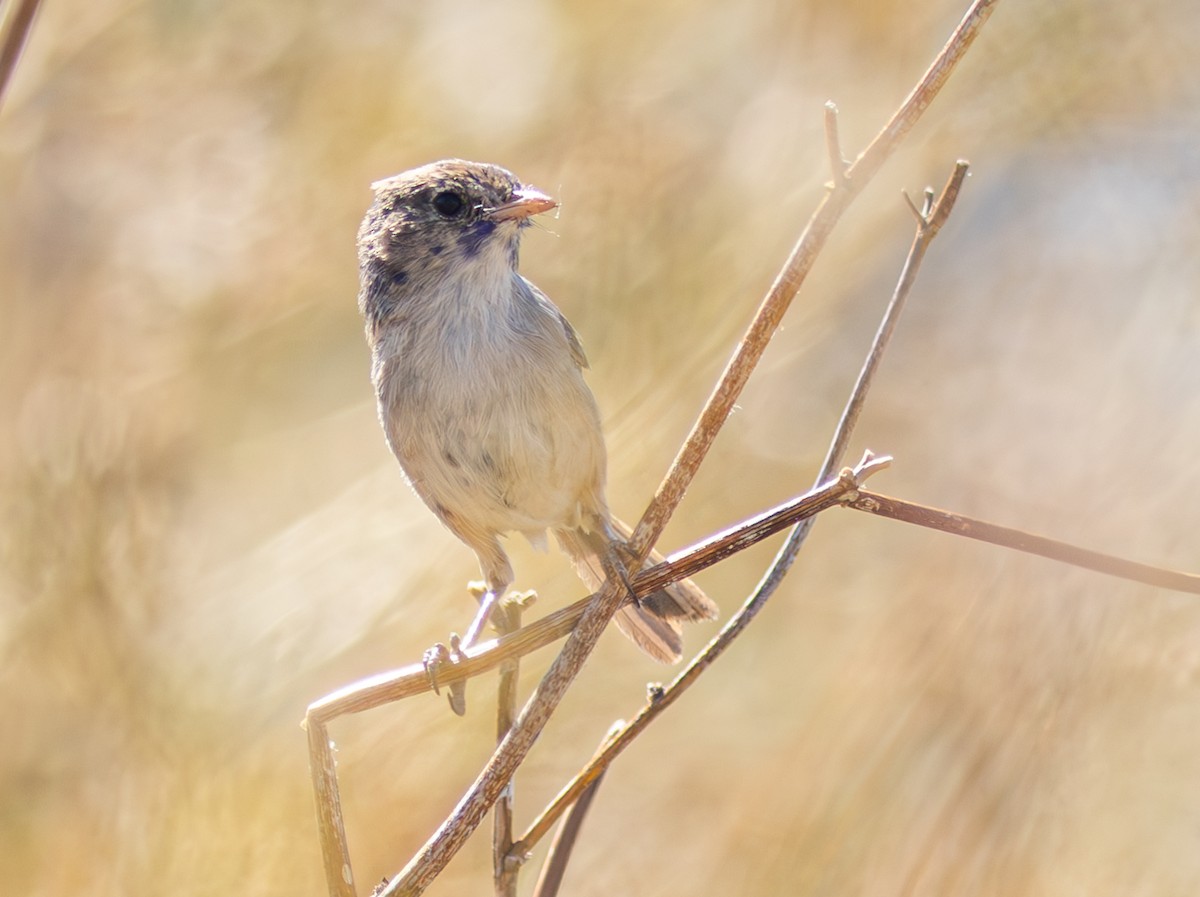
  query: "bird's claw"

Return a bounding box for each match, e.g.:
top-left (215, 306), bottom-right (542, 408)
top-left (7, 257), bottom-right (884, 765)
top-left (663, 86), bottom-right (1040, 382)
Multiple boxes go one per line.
top-left (422, 635), bottom-right (468, 715)
top-left (422, 642), bottom-right (452, 694)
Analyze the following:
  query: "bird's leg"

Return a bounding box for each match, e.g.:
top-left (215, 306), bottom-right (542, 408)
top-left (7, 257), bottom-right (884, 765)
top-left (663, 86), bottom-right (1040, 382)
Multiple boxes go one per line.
top-left (461, 582), bottom-right (501, 649)
top-left (422, 586), bottom-right (497, 717)
top-left (423, 541), bottom-right (515, 716)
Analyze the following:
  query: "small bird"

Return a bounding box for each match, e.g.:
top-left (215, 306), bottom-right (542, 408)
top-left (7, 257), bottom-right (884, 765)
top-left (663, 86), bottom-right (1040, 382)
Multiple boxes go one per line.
top-left (356, 159), bottom-right (717, 663)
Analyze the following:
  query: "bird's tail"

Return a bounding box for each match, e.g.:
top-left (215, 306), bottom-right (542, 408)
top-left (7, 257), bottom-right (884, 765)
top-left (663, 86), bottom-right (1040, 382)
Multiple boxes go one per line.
top-left (555, 517), bottom-right (718, 663)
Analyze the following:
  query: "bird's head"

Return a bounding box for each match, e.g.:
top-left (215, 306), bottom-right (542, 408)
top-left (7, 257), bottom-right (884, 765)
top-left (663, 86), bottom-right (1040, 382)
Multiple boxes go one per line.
top-left (358, 159), bottom-right (556, 292)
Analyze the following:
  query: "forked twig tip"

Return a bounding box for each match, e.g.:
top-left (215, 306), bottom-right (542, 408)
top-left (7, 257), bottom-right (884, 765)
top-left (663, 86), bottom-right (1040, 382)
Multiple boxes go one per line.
top-left (824, 101), bottom-right (849, 187)
top-left (902, 190), bottom-right (925, 223)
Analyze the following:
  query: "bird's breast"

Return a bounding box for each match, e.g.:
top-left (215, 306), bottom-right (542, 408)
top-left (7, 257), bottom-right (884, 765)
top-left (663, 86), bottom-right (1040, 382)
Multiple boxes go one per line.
top-left (371, 279), bottom-right (607, 536)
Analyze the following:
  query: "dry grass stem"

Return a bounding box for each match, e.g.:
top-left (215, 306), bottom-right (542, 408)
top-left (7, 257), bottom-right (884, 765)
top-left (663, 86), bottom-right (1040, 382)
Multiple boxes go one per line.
top-left (308, 717), bottom-right (356, 897)
top-left (845, 490), bottom-right (1200, 594)
top-left (769, 159), bottom-right (971, 575)
top-left (509, 456), bottom-right (894, 855)
top-left (508, 163), bottom-right (972, 856)
top-left (492, 594), bottom-right (531, 897)
top-left (0, 0), bottom-right (40, 110)
top-left (5, 0), bottom-right (1197, 893)
top-left (627, 0), bottom-right (998, 567)
top-left (824, 101), bottom-right (849, 186)
top-left (380, 583), bottom-right (628, 895)
top-left (314, 2), bottom-right (1000, 892)
top-left (528, 727), bottom-right (618, 897)
top-left (306, 455), bottom-right (887, 728)
top-left (316, 458), bottom-right (887, 896)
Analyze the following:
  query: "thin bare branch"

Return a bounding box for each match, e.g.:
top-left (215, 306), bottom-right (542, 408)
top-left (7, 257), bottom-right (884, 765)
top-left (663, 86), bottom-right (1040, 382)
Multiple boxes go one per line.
top-left (844, 490), bottom-right (1200, 595)
top-left (306, 456), bottom-right (886, 727)
top-left (824, 101), bottom-right (848, 186)
top-left (528, 724), bottom-right (620, 897)
top-left (508, 163), bottom-right (971, 855)
top-left (319, 2), bottom-right (999, 891)
top-left (627, 0), bottom-right (998, 570)
top-left (307, 718), bottom-right (356, 897)
top-left (0, 0), bottom-right (41, 111)
top-left (308, 457), bottom-right (888, 896)
top-left (381, 583), bottom-right (629, 896)
top-left (821, 161), bottom-right (969, 484)
top-left (493, 593), bottom-right (533, 897)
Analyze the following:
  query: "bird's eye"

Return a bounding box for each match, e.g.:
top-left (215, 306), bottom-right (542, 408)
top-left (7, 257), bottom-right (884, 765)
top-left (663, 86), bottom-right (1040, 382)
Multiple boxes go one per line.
top-left (432, 190), bottom-right (467, 218)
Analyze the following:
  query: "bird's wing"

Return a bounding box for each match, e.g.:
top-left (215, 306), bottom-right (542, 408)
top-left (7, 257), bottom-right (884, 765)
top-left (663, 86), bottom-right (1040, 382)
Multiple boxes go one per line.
top-left (522, 276), bottom-right (589, 370)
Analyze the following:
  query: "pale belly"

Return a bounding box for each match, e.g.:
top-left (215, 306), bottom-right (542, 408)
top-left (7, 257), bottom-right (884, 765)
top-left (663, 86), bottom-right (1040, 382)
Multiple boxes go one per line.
top-left (377, 342), bottom-right (608, 540)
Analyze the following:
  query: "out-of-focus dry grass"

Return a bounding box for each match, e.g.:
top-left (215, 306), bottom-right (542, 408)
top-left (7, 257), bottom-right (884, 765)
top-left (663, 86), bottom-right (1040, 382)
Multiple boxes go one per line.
top-left (3, 1), bottom-right (1200, 895)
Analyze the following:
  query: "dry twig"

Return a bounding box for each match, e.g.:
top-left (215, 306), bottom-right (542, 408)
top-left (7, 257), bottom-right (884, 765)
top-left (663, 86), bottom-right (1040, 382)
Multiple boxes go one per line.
top-left (385, 4), bottom-right (997, 888)
top-left (844, 490), bottom-right (1200, 594)
top-left (307, 456), bottom-right (886, 727)
top-left (0, 0), bottom-right (41, 111)
top-left (310, 454), bottom-right (890, 895)
top-left (492, 592), bottom-right (533, 897)
top-left (626, 0), bottom-right (998, 567)
top-left (508, 162), bottom-right (972, 860)
top-left (528, 725), bottom-right (620, 897)
top-left (312, 2), bottom-right (1000, 893)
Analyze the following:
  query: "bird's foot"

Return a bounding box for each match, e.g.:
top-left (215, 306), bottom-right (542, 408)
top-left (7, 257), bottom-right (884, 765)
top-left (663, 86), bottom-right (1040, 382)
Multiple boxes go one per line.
top-left (422, 634), bottom-right (468, 716)
top-left (422, 586), bottom-right (538, 717)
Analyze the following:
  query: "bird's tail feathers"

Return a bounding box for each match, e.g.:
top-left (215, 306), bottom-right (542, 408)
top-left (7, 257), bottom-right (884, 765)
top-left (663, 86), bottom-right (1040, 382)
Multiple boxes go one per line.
top-left (555, 518), bottom-right (717, 664)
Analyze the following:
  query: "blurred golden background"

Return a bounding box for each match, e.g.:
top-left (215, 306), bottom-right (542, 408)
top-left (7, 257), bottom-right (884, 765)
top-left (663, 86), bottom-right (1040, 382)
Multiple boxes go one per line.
top-left (3, 0), bottom-right (1200, 894)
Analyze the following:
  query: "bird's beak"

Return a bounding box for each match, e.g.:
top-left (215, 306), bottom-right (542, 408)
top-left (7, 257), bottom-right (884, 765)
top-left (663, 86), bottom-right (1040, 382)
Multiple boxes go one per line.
top-left (486, 187), bottom-right (558, 222)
